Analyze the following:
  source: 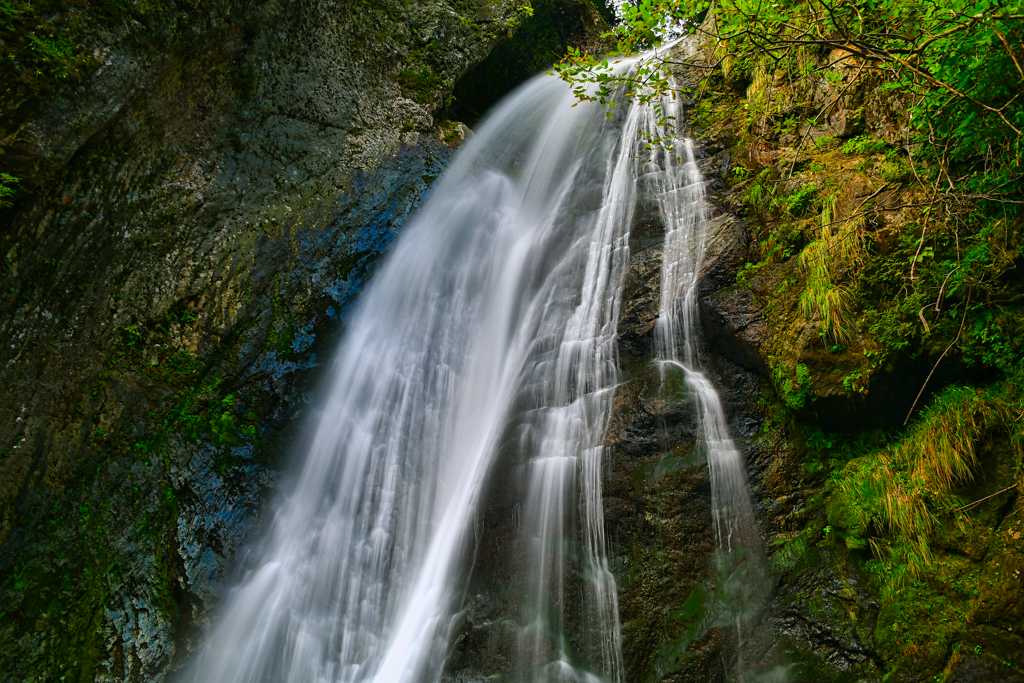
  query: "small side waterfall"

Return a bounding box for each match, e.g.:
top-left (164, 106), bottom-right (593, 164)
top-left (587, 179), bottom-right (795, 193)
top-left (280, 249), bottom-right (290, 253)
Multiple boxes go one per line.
top-left (647, 82), bottom-right (776, 679)
top-left (651, 132), bottom-right (758, 558)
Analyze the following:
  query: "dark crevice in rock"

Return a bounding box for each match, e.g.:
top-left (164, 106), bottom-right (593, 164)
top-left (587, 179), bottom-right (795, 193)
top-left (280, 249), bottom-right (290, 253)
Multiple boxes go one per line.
top-left (444, 0), bottom-right (608, 128)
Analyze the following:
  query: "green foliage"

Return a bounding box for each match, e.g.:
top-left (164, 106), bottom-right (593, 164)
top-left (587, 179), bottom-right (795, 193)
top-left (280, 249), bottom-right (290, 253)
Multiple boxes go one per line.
top-left (506, 2), bottom-right (534, 30)
top-left (734, 172), bottom-right (813, 273)
top-left (869, 555), bottom-right (977, 661)
top-left (951, 220), bottom-right (1024, 373)
top-left (0, 172), bottom-right (18, 208)
top-left (775, 362), bottom-right (812, 410)
top-left (27, 31), bottom-right (81, 78)
top-left (777, 183), bottom-right (819, 218)
top-left (0, 0), bottom-right (29, 24)
top-left (797, 195), bottom-right (864, 344)
top-left (879, 158), bottom-right (910, 183)
top-left (799, 273), bottom-right (854, 344)
top-left (961, 305), bottom-right (1024, 373)
top-left (123, 324), bottom-right (142, 346)
top-left (841, 135), bottom-right (887, 156)
top-left (167, 379), bottom-right (245, 445)
top-left (555, 0), bottom-right (1024, 200)
top-left (769, 529), bottom-right (812, 573)
top-left (797, 376), bottom-right (1024, 663)
top-left (830, 378), bottom-right (1024, 568)
top-left (165, 347), bottom-right (200, 379)
top-left (397, 65), bottom-right (443, 104)
top-left (208, 392), bottom-right (240, 445)
top-left (551, 46), bottom-right (674, 111)
top-left (1, 3), bottom-right (88, 90)
top-left (739, 168), bottom-right (771, 212)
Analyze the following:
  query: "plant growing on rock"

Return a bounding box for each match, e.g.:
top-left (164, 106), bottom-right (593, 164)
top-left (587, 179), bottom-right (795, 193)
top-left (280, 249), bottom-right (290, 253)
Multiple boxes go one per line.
top-left (0, 172), bottom-right (17, 208)
top-left (798, 193), bottom-right (867, 343)
top-left (552, 1), bottom-right (1024, 675)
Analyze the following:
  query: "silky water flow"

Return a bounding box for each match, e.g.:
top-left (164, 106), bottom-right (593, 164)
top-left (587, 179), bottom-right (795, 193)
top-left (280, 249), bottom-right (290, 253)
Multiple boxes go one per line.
top-left (650, 85), bottom-right (780, 680)
top-left (185, 55), bottom-right (770, 683)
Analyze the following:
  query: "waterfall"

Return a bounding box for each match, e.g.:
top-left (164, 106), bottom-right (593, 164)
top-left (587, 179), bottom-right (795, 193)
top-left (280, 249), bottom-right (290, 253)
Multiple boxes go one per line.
top-left (648, 81), bottom-right (775, 679)
top-left (184, 62), bottom-right (663, 683)
top-left (185, 48), bottom-right (771, 683)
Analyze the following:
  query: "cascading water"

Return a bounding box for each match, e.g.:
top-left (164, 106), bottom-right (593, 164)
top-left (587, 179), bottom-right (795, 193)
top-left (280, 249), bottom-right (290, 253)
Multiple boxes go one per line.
top-left (184, 60), bottom-right (666, 683)
top-left (185, 46), bottom-right (773, 683)
top-left (649, 116), bottom-right (759, 558)
top-left (647, 76), bottom-right (777, 680)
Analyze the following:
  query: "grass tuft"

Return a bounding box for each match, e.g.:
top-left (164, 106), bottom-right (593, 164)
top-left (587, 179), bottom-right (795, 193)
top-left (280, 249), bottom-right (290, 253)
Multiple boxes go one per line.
top-left (0, 172), bottom-right (18, 209)
top-left (831, 379), bottom-right (1024, 577)
top-left (798, 193), bottom-right (864, 343)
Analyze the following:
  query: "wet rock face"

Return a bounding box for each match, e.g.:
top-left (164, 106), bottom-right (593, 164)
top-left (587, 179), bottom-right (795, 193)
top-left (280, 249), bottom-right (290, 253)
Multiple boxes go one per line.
top-left (0, 1), bottom-right (607, 680)
top-left (766, 557), bottom-right (881, 672)
top-left (617, 243), bottom-right (664, 370)
top-left (603, 66), bottom-right (889, 674)
top-left (604, 364), bottom-right (719, 683)
top-left (701, 285), bottom-right (769, 377)
top-left (605, 202), bottom-right (771, 682)
top-left (949, 657), bottom-right (1024, 683)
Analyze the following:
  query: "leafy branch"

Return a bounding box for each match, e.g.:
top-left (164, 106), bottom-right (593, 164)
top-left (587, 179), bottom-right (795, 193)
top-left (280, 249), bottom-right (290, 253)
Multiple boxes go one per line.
top-left (554, 0), bottom-right (1024, 160)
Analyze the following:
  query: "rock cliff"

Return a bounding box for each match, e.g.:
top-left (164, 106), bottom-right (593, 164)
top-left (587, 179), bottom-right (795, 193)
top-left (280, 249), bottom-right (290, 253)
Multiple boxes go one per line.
top-left (0, 1), bottom-right (606, 680)
top-left (3, 2), bottom-right (1022, 683)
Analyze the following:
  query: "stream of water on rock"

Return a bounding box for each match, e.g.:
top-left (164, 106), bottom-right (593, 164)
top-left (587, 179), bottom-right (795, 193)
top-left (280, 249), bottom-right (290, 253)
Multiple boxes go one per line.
top-left (185, 50), bottom-right (767, 683)
top-left (649, 91), bottom-right (776, 680)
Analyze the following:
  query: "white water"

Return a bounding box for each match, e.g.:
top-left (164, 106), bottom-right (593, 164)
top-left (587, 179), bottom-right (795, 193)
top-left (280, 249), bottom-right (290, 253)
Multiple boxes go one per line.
top-left (184, 63), bottom-right (664, 683)
top-left (650, 130), bottom-right (757, 556)
top-left (648, 78), bottom-right (773, 680)
top-left (186, 51), bottom-right (767, 683)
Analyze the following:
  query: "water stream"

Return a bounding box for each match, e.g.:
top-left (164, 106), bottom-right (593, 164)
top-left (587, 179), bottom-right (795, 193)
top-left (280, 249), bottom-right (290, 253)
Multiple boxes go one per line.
top-left (647, 88), bottom-right (773, 680)
top-left (185, 50), bottom-right (767, 683)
